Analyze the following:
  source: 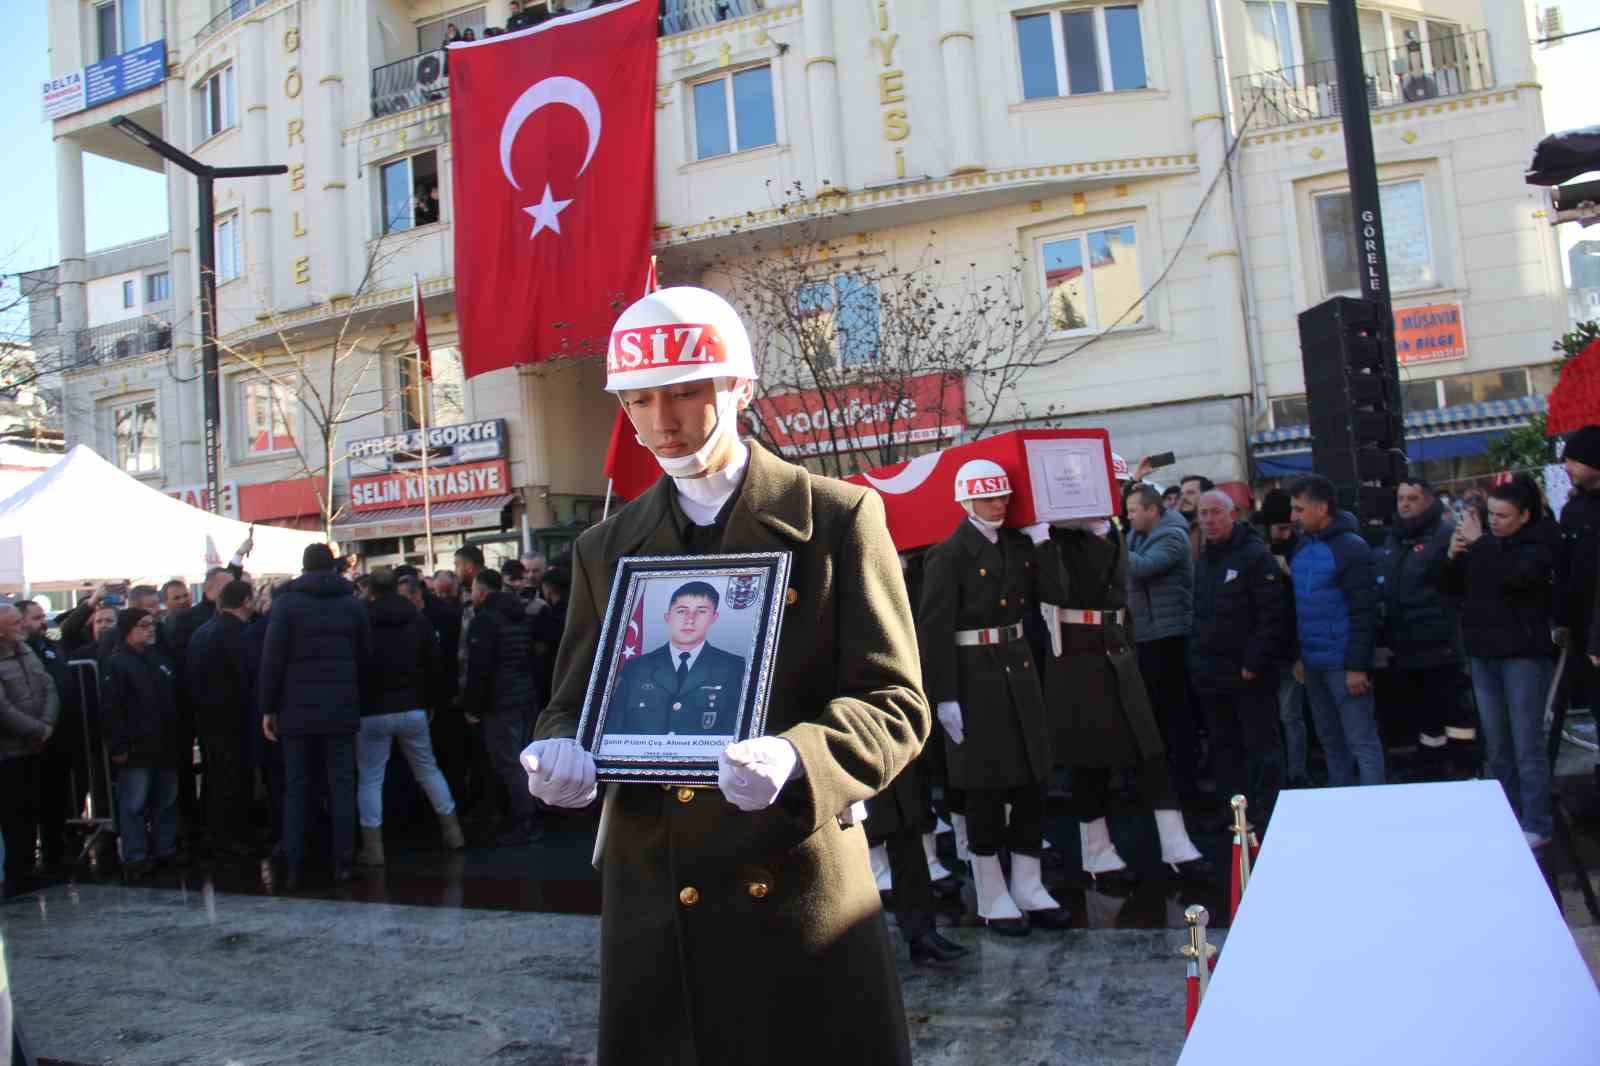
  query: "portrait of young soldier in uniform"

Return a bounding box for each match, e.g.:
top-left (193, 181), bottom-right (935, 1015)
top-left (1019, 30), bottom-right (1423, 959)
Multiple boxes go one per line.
top-left (520, 286), bottom-right (929, 1066)
top-left (607, 580), bottom-right (747, 738)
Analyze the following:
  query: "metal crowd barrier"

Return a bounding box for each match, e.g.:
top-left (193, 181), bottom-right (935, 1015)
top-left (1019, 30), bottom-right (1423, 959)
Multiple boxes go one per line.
top-left (65, 658), bottom-right (117, 870)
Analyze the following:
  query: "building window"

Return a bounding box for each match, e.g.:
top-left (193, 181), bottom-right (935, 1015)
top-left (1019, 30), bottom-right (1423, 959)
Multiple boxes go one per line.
top-left (95, 2), bottom-right (118, 60)
top-left (145, 271), bottom-right (170, 303)
top-left (1016, 4), bottom-right (1147, 101)
top-left (1313, 179), bottom-right (1434, 296)
top-left (198, 66), bottom-right (237, 142)
top-left (417, 6), bottom-right (486, 50)
top-left (399, 346), bottom-right (468, 431)
top-left (237, 378), bottom-right (299, 458)
top-left (692, 65), bottom-right (777, 160)
top-left (1243, 2), bottom-right (1294, 73)
top-left (112, 399), bottom-right (158, 474)
top-left (121, 280), bottom-right (135, 309)
top-left (380, 151), bottom-right (441, 234)
top-left (793, 274), bottom-right (880, 367)
top-left (215, 213), bottom-right (241, 283)
top-left (1038, 222), bottom-right (1144, 334)
top-left (120, 0), bottom-right (140, 53)
top-left (1270, 394), bottom-right (1308, 428)
top-left (1442, 369), bottom-right (1529, 408)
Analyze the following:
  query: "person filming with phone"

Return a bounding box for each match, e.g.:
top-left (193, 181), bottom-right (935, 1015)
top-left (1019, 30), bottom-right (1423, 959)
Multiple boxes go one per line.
top-left (1444, 479), bottom-right (1557, 850)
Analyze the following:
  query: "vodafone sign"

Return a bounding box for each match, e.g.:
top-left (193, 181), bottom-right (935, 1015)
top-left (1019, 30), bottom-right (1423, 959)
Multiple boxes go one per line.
top-left (751, 374), bottom-right (965, 458)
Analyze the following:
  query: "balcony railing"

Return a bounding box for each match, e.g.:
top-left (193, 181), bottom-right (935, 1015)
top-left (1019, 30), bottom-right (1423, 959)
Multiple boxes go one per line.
top-left (371, 48), bottom-right (449, 119)
top-left (196, 0), bottom-right (273, 47)
top-left (659, 0), bottom-right (767, 37)
top-left (366, 2), bottom-right (769, 120)
top-left (1232, 29), bottom-right (1493, 131)
top-left (66, 315), bottom-right (173, 367)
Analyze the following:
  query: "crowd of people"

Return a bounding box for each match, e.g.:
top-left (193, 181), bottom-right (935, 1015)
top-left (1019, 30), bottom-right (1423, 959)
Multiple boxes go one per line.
top-left (1123, 429), bottom-right (1600, 857)
top-left (1, 433), bottom-right (1596, 925)
top-left (0, 540), bottom-right (571, 898)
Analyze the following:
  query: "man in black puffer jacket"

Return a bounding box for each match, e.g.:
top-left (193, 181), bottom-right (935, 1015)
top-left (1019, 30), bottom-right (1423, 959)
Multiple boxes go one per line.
top-left (101, 609), bottom-right (181, 878)
top-left (1190, 491), bottom-right (1292, 827)
top-left (354, 569), bottom-right (461, 866)
top-left (259, 544), bottom-right (372, 888)
top-left (1377, 480), bottom-right (1471, 780)
top-left (186, 580), bottom-right (257, 858)
top-left (1444, 479), bottom-right (1556, 849)
top-left (464, 568), bottom-right (543, 844)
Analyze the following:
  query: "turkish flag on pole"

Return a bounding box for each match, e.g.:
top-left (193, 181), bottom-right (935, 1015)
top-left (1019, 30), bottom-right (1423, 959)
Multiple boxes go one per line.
top-left (448, 0), bottom-right (656, 378)
top-left (604, 408), bottom-right (661, 501)
top-left (412, 274), bottom-right (431, 380)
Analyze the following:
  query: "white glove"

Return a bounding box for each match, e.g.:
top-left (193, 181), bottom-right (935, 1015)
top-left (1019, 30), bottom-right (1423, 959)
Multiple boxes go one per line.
top-left (937, 700), bottom-right (965, 745)
top-left (1020, 521), bottom-right (1051, 545)
top-left (520, 738), bottom-right (597, 808)
top-left (717, 737), bottom-right (801, 811)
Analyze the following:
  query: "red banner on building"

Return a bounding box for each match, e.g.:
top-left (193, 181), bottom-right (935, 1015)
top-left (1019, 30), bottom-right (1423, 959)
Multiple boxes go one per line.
top-left (349, 460), bottom-right (511, 512)
top-left (750, 374), bottom-right (966, 458)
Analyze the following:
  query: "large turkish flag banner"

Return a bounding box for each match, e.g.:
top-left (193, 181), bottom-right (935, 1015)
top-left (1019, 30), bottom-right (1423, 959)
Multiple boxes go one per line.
top-left (448, 0), bottom-right (656, 378)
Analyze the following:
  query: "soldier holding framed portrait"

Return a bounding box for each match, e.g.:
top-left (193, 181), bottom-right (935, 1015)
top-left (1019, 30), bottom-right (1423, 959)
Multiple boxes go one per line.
top-left (521, 287), bottom-right (929, 1066)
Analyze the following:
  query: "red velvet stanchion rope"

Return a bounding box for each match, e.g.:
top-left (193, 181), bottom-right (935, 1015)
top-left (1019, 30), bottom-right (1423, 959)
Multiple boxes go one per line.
top-left (1229, 838), bottom-right (1244, 925)
top-left (1185, 973), bottom-right (1202, 1034)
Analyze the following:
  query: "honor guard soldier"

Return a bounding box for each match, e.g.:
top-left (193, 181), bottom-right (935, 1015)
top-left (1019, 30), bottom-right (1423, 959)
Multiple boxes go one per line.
top-left (918, 459), bottom-right (1073, 936)
top-left (1043, 511), bottom-right (1212, 882)
top-left (520, 287), bottom-right (930, 1066)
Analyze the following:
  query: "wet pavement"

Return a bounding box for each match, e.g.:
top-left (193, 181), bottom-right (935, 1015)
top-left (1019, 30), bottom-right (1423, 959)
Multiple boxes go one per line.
top-left (5, 754), bottom-right (1599, 1066)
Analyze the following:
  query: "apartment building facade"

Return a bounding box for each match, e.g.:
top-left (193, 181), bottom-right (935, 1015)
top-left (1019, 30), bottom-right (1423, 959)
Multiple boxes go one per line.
top-left (38, 0), bottom-right (1563, 567)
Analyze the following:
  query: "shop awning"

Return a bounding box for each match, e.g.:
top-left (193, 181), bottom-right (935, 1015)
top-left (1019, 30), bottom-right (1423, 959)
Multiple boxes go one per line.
top-left (1251, 396), bottom-right (1547, 476)
top-left (331, 494), bottom-right (515, 541)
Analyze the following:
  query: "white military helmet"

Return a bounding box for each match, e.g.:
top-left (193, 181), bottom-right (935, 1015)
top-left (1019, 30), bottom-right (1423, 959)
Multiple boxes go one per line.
top-left (1111, 452), bottom-right (1130, 480)
top-left (605, 286), bottom-right (757, 392)
top-left (953, 458), bottom-right (1012, 503)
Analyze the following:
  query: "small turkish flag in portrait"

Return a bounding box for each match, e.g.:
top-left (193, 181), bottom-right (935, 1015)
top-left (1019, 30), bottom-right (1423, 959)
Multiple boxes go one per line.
top-left (448, 0), bottom-right (657, 378)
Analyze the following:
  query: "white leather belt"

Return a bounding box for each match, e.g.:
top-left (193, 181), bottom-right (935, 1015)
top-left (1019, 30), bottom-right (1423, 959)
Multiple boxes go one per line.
top-left (954, 622), bottom-right (1025, 647)
top-left (1058, 607), bottom-right (1124, 626)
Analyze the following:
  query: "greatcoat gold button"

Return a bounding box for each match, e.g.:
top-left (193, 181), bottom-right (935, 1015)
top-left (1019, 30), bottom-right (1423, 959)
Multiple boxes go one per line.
top-left (979, 568), bottom-right (988, 577)
top-left (676, 788), bottom-right (695, 804)
top-left (748, 881), bottom-right (771, 899)
top-left (1000, 597), bottom-right (1008, 607)
top-left (679, 886), bottom-right (700, 907)
top-left (786, 588), bottom-right (798, 605)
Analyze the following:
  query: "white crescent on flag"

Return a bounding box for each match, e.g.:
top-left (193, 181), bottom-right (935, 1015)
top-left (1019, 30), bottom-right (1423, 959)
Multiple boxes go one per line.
top-left (498, 76), bottom-right (603, 239)
top-left (860, 452), bottom-right (941, 496)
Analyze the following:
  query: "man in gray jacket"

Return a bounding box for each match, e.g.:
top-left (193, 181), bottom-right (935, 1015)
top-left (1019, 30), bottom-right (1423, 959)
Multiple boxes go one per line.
top-left (0, 603), bottom-right (61, 895)
top-left (1126, 484), bottom-right (1199, 801)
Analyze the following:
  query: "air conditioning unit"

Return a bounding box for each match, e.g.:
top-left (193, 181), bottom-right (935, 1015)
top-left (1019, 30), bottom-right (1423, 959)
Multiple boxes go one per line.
top-left (415, 50), bottom-right (444, 89)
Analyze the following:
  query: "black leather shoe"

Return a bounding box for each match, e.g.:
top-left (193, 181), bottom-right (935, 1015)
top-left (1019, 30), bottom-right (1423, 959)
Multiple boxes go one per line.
top-left (1025, 906), bottom-right (1074, 930)
top-left (928, 874), bottom-right (963, 901)
top-left (985, 917), bottom-right (1031, 938)
top-left (909, 929), bottom-right (970, 964)
top-left (1168, 856), bottom-right (1215, 881)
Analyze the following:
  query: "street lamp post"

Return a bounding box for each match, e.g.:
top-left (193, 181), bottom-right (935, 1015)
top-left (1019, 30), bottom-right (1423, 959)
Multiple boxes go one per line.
top-left (111, 115), bottom-right (287, 515)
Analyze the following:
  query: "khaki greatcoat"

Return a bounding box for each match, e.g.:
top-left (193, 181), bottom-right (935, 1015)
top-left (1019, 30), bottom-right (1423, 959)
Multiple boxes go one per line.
top-left (918, 520), bottom-right (1066, 790)
top-left (534, 441), bottom-right (930, 1066)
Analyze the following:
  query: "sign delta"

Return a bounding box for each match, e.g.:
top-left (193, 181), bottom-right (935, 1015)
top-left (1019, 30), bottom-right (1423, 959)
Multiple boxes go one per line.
top-left (42, 40), bottom-right (167, 121)
top-left (349, 459), bottom-right (510, 512)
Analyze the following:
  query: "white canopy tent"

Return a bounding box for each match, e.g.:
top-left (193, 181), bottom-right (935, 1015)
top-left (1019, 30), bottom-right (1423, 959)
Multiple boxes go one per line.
top-left (0, 445), bottom-right (322, 591)
top-left (0, 443), bottom-right (63, 502)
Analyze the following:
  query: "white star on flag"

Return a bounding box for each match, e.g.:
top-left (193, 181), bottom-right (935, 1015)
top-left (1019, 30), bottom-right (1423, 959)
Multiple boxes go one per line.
top-left (523, 183), bottom-right (573, 239)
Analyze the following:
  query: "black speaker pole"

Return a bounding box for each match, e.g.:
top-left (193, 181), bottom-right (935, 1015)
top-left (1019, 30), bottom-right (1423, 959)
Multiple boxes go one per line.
top-left (1329, 1), bottom-right (1404, 463)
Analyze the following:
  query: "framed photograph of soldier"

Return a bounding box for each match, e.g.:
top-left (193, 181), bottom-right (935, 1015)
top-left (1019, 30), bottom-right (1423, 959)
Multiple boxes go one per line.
top-left (576, 552), bottom-right (793, 785)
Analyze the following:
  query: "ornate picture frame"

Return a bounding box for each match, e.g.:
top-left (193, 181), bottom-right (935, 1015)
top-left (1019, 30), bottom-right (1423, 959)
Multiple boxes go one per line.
top-left (577, 551), bottom-right (792, 785)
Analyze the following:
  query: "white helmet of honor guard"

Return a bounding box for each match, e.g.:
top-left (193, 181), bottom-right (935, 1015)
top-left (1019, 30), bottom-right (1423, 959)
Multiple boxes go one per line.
top-left (1111, 452), bottom-right (1130, 480)
top-left (605, 286), bottom-right (757, 392)
top-left (606, 286), bottom-right (759, 478)
top-left (953, 459), bottom-right (1012, 502)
